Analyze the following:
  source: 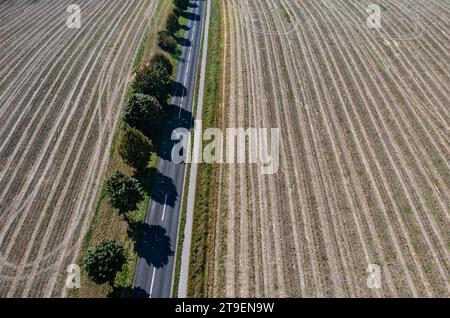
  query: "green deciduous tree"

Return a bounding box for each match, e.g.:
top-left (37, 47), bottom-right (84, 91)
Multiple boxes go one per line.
top-left (132, 59), bottom-right (172, 104)
top-left (166, 12), bottom-right (179, 35)
top-left (150, 53), bottom-right (173, 76)
top-left (105, 171), bottom-right (143, 214)
top-left (173, 6), bottom-right (183, 17)
top-left (174, 0), bottom-right (189, 11)
top-left (124, 93), bottom-right (164, 140)
top-left (158, 30), bottom-right (177, 54)
top-left (83, 240), bottom-right (126, 286)
top-left (119, 127), bottom-right (152, 171)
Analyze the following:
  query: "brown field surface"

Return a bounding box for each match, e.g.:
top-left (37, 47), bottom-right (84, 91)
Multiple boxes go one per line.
top-left (0, 0), bottom-right (157, 297)
top-left (209, 0), bottom-right (449, 297)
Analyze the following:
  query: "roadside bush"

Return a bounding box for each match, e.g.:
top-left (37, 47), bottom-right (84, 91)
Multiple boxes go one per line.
top-left (173, 6), bottom-right (183, 17)
top-left (124, 94), bottom-right (164, 140)
top-left (158, 30), bottom-right (177, 54)
top-left (150, 53), bottom-right (174, 76)
top-left (174, 0), bottom-right (189, 11)
top-left (166, 12), bottom-right (180, 35)
top-left (83, 240), bottom-right (126, 286)
top-left (132, 59), bottom-right (172, 104)
top-left (119, 127), bottom-right (152, 171)
top-left (105, 171), bottom-right (143, 214)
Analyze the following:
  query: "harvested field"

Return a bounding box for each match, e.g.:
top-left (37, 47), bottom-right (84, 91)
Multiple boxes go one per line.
top-left (209, 0), bottom-right (450, 297)
top-left (0, 0), bottom-right (157, 297)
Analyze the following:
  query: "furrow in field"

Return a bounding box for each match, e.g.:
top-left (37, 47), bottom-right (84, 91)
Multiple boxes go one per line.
top-left (327, 0), bottom-right (450, 292)
top-left (272, 0), bottom-right (391, 297)
top-left (214, 0), bottom-right (449, 297)
top-left (0, 0), bottom-right (99, 121)
top-left (0, 0), bottom-right (96, 84)
top-left (7, 0), bottom-right (149, 297)
top-left (0, 0), bottom-right (125, 261)
top-left (306, 0), bottom-right (446, 294)
top-left (270, 0), bottom-right (374, 297)
top-left (0, 0), bottom-right (106, 145)
top-left (2, 0), bottom-right (61, 30)
top-left (0, 0), bottom-right (155, 297)
top-left (32, 1), bottom-right (155, 297)
top-left (0, 0), bottom-right (64, 54)
top-left (254, 1), bottom-right (348, 297)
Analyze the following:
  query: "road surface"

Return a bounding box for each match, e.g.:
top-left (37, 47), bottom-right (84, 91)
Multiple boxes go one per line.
top-left (178, 0), bottom-right (211, 298)
top-left (133, 0), bottom-right (206, 298)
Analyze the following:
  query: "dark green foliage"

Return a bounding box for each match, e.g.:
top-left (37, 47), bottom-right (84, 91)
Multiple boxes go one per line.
top-left (174, 0), bottom-right (189, 11)
top-left (119, 127), bottom-right (152, 171)
top-left (150, 53), bottom-right (173, 76)
top-left (166, 12), bottom-right (179, 35)
top-left (132, 57), bottom-right (173, 104)
top-left (124, 94), bottom-right (164, 140)
top-left (173, 6), bottom-right (183, 17)
top-left (158, 30), bottom-right (177, 54)
top-left (83, 240), bottom-right (126, 285)
top-left (105, 171), bottom-right (143, 214)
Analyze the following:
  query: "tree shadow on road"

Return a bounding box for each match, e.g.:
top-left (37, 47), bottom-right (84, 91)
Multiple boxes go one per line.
top-left (188, 2), bottom-right (198, 9)
top-left (156, 103), bottom-right (193, 163)
top-left (179, 24), bottom-right (190, 31)
top-left (130, 224), bottom-right (174, 269)
top-left (135, 167), bottom-right (178, 208)
top-left (182, 11), bottom-right (201, 21)
top-left (108, 286), bottom-right (149, 298)
top-left (172, 81), bottom-right (188, 98)
top-left (176, 36), bottom-right (192, 47)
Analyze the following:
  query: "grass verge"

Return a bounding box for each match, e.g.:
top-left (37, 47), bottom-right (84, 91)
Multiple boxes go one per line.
top-left (186, 0), bottom-right (223, 298)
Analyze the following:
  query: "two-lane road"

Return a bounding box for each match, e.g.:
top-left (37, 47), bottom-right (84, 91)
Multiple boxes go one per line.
top-left (133, 0), bottom-right (206, 298)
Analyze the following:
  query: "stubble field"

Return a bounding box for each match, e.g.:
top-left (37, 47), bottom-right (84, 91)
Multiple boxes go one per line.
top-left (0, 0), bottom-right (156, 297)
top-left (209, 0), bottom-right (449, 297)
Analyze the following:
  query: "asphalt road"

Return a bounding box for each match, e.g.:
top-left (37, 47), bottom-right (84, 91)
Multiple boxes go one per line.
top-left (178, 0), bottom-right (211, 297)
top-left (133, 0), bottom-right (205, 298)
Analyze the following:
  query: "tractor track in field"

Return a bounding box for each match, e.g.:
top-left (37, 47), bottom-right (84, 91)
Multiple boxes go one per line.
top-left (0, 0), bottom-right (157, 297)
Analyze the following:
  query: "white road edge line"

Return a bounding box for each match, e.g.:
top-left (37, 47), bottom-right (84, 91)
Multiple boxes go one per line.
top-left (149, 268), bottom-right (156, 298)
top-left (161, 194), bottom-right (168, 221)
top-left (191, 24), bottom-right (196, 40)
top-left (178, 95), bottom-right (185, 119)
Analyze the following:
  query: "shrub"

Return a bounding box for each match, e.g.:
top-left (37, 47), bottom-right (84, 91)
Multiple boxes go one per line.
top-left (83, 240), bottom-right (126, 286)
top-left (132, 59), bottom-right (172, 104)
top-left (119, 127), bottom-right (152, 171)
top-left (173, 6), bottom-right (183, 17)
top-left (150, 53), bottom-right (174, 76)
top-left (166, 12), bottom-right (179, 35)
top-left (158, 30), bottom-right (177, 54)
top-left (174, 0), bottom-right (189, 11)
top-left (124, 94), bottom-right (164, 140)
top-left (105, 171), bottom-right (143, 214)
